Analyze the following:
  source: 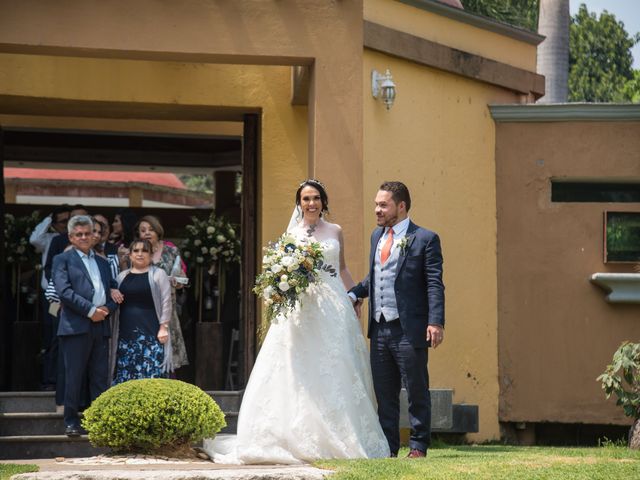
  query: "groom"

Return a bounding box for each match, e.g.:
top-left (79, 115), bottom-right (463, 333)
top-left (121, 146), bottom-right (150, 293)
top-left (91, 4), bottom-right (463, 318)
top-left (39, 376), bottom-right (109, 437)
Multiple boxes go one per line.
top-left (349, 181), bottom-right (445, 458)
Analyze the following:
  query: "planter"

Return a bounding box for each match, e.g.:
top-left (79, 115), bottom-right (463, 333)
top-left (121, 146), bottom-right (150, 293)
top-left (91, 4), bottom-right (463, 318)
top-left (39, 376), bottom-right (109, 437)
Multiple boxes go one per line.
top-left (195, 322), bottom-right (224, 390)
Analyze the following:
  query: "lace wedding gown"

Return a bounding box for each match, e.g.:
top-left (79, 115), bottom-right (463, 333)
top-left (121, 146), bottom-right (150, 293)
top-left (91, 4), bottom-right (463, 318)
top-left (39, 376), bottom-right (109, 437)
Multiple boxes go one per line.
top-left (204, 236), bottom-right (390, 464)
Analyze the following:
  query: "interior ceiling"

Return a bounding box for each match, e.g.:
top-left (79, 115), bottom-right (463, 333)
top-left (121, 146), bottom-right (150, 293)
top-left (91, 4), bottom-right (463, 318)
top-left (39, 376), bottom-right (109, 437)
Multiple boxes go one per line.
top-left (2, 127), bottom-right (242, 171)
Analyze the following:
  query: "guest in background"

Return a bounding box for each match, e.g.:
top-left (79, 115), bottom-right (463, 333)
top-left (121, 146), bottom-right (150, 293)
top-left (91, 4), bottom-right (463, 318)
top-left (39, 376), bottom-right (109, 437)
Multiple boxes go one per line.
top-left (52, 215), bottom-right (117, 437)
top-left (44, 205), bottom-right (89, 284)
top-left (136, 215), bottom-right (189, 371)
top-left (111, 208), bottom-right (138, 271)
top-left (93, 213), bottom-right (118, 257)
top-left (92, 216), bottom-right (119, 280)
top-left (111, 239), bottom-right (172, 383)
top-left (30, 205), bottom-right (71, 391)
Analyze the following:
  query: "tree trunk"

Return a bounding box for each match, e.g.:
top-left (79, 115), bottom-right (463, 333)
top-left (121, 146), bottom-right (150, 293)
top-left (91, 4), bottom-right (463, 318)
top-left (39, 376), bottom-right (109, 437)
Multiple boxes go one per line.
top-left (536, 0), bottom-right (570, 103)
top-left (630, 418), bottom-right (640, 449)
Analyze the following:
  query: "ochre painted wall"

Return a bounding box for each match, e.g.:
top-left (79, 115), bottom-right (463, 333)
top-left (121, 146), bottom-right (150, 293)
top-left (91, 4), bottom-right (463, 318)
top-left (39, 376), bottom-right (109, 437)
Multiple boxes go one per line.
top-left (496, 120), bottom-right (640, 425)
top-left (0, 53), bottom-right (308, 259)
top-left (364, 49), bottom-right (521, 441)
top-left (365, 0), bottom-right (538, 71)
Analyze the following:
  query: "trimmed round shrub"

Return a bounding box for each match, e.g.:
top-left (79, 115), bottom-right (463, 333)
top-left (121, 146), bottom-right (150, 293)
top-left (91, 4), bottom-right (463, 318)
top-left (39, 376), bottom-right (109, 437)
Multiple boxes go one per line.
top-left (82, 378), bottom-right (226, 453)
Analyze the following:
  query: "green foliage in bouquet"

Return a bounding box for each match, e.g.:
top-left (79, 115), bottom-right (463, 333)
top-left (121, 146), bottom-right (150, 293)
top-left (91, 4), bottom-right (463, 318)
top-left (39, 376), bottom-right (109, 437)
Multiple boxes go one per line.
top-left (598, 342), bottom-right (640, 419)
top-left (254, 233), bottom-right (325, 324)
top-left (4, 211), bottom-right (41, 265)
top-left (82, 379), bottom-right (226, 453)
top-left (181, 212), bottom-right (240, 267)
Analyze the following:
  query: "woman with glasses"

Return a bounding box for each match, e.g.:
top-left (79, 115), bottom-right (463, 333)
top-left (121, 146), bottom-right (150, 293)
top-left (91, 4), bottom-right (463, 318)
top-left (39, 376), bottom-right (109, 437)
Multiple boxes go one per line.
top-left (110, 239), bottom-right (172, 383)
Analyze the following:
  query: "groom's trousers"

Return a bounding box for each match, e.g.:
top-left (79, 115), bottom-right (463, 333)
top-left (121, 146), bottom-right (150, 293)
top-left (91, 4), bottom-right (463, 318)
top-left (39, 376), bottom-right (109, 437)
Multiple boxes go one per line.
top-left (370, 317), bottom-right (431, 455)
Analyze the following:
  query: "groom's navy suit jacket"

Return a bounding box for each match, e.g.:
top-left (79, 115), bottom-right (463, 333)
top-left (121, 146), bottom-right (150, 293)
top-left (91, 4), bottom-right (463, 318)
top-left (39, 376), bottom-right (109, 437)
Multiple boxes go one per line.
top-left (53, 249), bottom-right (117, 338)
top-left (351, 221), bottom-right (445, 348)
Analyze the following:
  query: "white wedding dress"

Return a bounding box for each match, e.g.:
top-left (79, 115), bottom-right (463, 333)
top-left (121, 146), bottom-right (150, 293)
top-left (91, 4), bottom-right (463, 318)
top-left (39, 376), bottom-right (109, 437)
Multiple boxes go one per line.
top-left (204, 235), bottom-right (390, 464)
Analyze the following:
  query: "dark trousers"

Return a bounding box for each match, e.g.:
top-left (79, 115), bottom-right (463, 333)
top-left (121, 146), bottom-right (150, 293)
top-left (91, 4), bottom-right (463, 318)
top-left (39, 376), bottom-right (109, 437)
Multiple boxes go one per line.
top-left (59, 322), bottom-right (109, 427)
top-left (370, 317), bottom-right (431, 454)
top-left (41, 295), bottom-right (58, 387)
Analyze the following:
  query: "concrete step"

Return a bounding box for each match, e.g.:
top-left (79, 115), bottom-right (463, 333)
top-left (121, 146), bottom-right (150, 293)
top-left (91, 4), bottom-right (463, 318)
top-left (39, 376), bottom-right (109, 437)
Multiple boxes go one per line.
top-left (399, 388), bottom-right (478, 434)
top-left (0, 411), bottom-right (238, 437)
top-left (0, 391), bottom-right (243, 414)
top-left (0, 435), bottom-right (108, 460)
top-left (0, 413), bottom-right (238, 460)
top-left (0, 392), bottom-right (57, 413)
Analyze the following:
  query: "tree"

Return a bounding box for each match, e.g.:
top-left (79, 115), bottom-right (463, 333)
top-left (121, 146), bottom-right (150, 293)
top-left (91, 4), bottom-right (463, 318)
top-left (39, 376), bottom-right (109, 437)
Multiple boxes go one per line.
top-left (460, 0), bottom-right (539, 31)
top-left (537, 0), bottom-right (570, 103)
top-left (622, 70), bottom-right (640, 103)
top-left (569, 5), bottom-right (639, 102)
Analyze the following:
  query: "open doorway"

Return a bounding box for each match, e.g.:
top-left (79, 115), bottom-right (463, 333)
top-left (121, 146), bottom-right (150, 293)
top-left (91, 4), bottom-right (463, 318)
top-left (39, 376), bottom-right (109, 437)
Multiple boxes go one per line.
top-left (0, 122), bottom-right (258, 393)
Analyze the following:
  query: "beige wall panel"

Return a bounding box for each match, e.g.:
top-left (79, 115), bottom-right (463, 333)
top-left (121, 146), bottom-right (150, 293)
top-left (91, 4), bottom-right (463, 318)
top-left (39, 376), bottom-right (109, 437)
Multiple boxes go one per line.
top-left (364, 49), bottom-right (520, 441)
top-left (496, 121), bottom-right (640, 425)
top-left (364, 0), bottom-right (538, 71)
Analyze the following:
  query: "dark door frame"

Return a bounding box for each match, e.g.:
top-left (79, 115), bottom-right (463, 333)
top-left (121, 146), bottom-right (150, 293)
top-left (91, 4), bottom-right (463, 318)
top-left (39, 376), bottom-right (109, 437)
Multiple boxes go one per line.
top-left (0, 116), bottom-right (259, 391)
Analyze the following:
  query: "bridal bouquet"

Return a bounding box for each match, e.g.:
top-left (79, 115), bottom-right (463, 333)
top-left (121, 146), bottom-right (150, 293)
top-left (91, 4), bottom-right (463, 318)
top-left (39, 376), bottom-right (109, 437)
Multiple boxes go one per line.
top-left (253, 233), bottom-right (325, 324)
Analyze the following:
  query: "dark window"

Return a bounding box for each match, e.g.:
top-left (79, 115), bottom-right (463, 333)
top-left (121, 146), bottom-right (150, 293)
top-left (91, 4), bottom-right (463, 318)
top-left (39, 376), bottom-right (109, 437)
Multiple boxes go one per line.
top-left (605, 212), bottom-right (640, 263)
top-left (552, 182), bottom-right (640, 203)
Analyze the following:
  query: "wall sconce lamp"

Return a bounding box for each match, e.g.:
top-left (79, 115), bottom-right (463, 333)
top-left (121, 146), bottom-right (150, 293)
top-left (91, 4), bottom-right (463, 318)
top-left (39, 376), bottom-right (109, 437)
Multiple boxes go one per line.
top-left (371, 69), bottom-right (396, 110)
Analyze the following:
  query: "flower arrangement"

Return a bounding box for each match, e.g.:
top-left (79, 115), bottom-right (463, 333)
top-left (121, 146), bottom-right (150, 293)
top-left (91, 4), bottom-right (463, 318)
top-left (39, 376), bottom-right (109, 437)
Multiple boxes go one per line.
top-left (253, 233), bottom-right (325, 324)
top-left (397, 236), bottom-right (410, 256)
top-left (181, 212), bottom-right (240, 267)
top-left (4, 211), bottom-right (41, 265)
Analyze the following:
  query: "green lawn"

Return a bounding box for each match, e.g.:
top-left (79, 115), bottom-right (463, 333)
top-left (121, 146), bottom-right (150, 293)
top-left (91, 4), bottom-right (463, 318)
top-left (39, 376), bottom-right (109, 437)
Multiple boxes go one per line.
top-left (316, 445), bottom-right (640, 480)
top-left (0, 464), bottom-right (38, 480)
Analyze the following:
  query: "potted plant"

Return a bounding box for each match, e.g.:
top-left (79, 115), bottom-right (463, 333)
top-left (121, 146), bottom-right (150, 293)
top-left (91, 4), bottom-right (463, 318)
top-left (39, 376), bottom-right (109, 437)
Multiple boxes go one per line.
top-left (598, 341), bottom-right (640, 449)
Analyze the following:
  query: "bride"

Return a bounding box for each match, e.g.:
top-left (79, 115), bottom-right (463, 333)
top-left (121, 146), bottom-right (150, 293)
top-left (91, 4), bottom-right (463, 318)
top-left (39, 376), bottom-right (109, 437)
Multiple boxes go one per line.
top-left (204, 179), bottom-right (390, 464)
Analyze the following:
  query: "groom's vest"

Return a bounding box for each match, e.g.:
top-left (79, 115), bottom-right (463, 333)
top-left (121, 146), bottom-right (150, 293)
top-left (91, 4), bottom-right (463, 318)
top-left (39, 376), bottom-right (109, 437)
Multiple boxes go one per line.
top-left (373, 231), bottom-right (401, 322)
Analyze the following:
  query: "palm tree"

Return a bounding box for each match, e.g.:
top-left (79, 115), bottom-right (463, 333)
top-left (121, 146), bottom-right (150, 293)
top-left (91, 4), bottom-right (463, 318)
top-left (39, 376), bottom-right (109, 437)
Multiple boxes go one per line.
top-left (536, 0), bottom-right (570, 103)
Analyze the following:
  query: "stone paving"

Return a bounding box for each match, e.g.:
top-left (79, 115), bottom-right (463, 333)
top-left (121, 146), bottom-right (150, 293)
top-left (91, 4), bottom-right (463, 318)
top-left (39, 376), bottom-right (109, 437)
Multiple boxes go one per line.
top-left (3, 455), bottom-right (332, 480)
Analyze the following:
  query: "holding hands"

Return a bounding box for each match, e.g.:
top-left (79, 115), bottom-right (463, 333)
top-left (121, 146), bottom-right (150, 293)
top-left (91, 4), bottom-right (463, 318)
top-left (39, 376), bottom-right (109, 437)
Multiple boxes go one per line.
top-left (90, 306), bottom-right (109, 322)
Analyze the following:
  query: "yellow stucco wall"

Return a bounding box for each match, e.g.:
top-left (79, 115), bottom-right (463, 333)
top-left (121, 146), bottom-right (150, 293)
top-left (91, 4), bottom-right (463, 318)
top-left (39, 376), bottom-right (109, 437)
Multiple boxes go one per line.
top-left (365, 0), bottom-right (538, 71)
top-left (0, 53), bottom-right (308, 249)
top-left (364, 48), bottom-right (521, 441)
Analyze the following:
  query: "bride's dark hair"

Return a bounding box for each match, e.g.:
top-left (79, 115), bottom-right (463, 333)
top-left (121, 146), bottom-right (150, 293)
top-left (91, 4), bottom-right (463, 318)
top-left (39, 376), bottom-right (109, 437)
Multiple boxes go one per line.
top-left (296, 179), bottom-right (329, 217)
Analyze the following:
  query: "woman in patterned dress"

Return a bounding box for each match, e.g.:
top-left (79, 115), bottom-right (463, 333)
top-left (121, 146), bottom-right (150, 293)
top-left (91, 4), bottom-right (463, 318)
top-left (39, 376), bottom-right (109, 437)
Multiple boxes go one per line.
top-left (112, 239), bottom-right (172, 383)
top-left (135, 215), bottom-right (189, 370)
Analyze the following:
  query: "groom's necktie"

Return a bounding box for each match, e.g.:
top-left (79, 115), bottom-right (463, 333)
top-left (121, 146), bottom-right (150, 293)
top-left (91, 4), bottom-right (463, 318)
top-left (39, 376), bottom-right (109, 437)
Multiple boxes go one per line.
top-left (380, 227), bottom-right (394, 264)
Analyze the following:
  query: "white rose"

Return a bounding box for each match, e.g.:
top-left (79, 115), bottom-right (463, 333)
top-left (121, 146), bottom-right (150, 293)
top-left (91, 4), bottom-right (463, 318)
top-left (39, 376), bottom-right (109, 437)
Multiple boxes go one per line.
top-left (271, 264), bottom-right (283, 274)
top-left (263, 255), bottom-right (270, 264)
top-left (280, 274), bottom-right (288, 281)
top-left (210, 247), bottom-right (218, 255)
top-left (228, 228), bottom-right (235, 238)
top-left (216, 235), bottom-right (226, 243)
top-left (194, 239), bottom-right (202, 246)
top-left (196, 256), bottom-right (204, 264)
top-left (280, 256), bottom-right (297, 268)
top-left (183, 251), bottom-right (191, 258)
top-left (263, 286), bottom-right (274, 299)
top-left (206, 226), bottom-right (216, 234)
top-left (201, 246), bottom-right (208, 254)
top-left (278, 281), bottom-right (290, 292)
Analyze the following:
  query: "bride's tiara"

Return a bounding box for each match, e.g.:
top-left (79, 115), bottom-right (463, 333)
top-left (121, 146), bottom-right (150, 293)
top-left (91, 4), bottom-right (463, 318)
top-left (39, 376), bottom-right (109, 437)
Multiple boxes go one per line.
top-left (299, 178), bottom-right (326, 189)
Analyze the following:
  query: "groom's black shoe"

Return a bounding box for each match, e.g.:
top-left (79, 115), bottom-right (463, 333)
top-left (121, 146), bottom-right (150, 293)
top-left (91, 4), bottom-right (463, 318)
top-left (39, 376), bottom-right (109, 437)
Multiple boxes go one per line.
top-left (389, 452), bottom-right (398, 458)
top-left (407, 448), bottom-right (426, 458)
